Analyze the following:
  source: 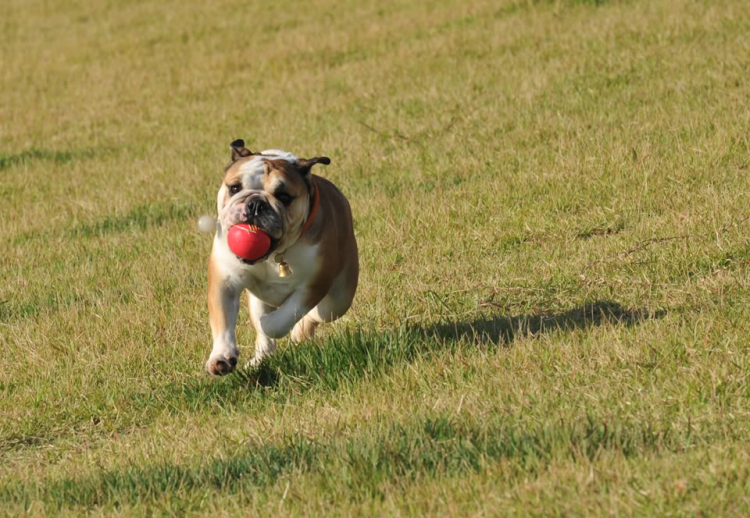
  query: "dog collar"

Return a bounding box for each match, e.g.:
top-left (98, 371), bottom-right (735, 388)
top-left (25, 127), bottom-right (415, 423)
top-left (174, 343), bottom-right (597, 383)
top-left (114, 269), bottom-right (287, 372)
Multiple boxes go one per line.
top-left (299, 176), bottom-right (320, 238)
top-left (273, 177), bottom-right (320, 278)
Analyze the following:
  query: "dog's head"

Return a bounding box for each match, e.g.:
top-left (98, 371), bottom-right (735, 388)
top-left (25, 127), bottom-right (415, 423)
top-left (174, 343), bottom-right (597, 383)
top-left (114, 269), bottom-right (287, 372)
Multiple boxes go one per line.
top-left (217, 139), bottom-right (330, 262)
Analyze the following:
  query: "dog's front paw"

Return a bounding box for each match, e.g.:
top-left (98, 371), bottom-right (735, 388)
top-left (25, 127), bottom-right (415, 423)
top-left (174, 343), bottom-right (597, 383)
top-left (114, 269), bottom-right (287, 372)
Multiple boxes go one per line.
top-left (206, 352), bottom-right (239, 376)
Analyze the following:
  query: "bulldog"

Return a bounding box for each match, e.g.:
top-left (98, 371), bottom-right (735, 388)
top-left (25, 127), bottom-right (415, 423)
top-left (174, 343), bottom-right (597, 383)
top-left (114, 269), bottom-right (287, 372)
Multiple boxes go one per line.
top-left (205, 139), bottom-right (359, 376)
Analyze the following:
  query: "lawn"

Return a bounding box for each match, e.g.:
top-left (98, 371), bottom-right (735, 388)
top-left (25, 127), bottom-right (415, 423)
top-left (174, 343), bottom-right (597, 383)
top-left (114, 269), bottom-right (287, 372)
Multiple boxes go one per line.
top-left (1, 0), bottom-right (749, 515)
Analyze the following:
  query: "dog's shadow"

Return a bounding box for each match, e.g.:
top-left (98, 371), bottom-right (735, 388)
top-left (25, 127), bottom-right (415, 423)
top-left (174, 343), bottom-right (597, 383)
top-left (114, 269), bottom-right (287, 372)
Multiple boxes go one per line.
top-left (223, 299), bottom-right (664, 392)
top-left (422, 300), bottom-right (665, 346)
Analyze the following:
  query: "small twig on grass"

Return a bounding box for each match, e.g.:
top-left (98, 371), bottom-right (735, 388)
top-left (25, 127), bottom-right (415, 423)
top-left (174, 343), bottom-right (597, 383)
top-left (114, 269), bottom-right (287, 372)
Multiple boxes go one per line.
top-left (619, 234), bottom-right (693, 257)
top-left (357, 103), bottom-right (478, 145)
top-left (357, 121), bottom-right (413, 142)
top-left (279, 481), bottom-right (290, 510)
top-left (456, 393), bottom-right (466, 415)
top-left (587, 214), bottom-right (750, 269)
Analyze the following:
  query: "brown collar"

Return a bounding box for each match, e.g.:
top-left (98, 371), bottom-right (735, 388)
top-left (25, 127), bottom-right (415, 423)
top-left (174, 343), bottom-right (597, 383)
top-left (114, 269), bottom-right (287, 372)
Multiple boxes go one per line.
top-left (299, 176), bottom-right (320, 237)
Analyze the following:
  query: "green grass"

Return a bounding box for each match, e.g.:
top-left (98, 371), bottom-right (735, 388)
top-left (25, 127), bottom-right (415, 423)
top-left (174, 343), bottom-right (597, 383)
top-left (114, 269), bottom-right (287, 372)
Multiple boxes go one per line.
top-left (0, 414), bottom-right (715, 512)
top-left (2, 0), bottom-right (750, 515)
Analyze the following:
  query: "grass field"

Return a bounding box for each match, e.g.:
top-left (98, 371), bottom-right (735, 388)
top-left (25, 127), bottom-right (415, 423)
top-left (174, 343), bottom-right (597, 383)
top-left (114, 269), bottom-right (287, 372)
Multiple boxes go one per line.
top-left (2, 0), bottom-right (750, 515)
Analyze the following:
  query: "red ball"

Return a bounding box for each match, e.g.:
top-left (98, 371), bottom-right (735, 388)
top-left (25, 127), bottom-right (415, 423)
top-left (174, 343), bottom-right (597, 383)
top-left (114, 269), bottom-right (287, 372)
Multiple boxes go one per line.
top-left (227, 224), bottom-right (271, 261)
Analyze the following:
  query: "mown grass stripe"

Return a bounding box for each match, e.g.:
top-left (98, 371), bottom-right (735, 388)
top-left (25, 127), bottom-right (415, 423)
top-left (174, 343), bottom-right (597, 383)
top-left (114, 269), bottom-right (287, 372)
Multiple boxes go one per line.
top-left (9, 202), bottom-right (198, 247)
top-left (0, 149), bottom-right (93, 171)
top-left (0, 414), bottom-right (706, 511)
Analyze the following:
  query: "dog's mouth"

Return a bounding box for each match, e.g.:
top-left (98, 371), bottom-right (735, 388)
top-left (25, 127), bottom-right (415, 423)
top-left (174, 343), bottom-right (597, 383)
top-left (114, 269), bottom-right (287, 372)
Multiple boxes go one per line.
top-left (236, 235), bottom-right (280, 266)
top-left (222, 198), bottom-right (284, 265)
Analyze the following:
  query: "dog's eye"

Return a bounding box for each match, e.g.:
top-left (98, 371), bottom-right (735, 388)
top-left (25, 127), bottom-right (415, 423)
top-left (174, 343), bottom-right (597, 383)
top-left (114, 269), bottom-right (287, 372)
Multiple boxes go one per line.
top-left (276, 193), bottom-right (293, 206)
top-left (229, 184), bottom-right (242, 195)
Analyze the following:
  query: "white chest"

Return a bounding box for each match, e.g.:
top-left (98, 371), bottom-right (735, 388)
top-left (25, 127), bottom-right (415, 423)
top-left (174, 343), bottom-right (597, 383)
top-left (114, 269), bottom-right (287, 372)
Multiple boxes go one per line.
top-left (213, 236), bottom-right (319, 307)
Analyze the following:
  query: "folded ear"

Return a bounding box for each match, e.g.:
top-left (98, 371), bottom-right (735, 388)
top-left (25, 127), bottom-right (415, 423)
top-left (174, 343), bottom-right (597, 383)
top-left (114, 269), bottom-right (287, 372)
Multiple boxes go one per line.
top-left (297, 156), bottom-right (331, 176)
top-left (230, 139), bottom-right (253, 162)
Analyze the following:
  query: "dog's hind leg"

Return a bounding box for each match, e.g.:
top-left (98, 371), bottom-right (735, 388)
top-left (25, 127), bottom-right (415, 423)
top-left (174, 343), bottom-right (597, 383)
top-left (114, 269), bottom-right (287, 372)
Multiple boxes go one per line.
top-left (291, 315), bottom-right (319, 343)
top-left (291, 267), bottom-right (357, 344)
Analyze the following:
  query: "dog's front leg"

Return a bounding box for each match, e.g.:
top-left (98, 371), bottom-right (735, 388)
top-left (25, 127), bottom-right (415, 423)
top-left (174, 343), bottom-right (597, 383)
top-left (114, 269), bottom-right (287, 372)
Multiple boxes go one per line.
top-left (206, 258), bottom-right (241, 376)
top-left (247, 294), bottom-right (278, 367)
top-left (259, 289), bottom-right (321, 340)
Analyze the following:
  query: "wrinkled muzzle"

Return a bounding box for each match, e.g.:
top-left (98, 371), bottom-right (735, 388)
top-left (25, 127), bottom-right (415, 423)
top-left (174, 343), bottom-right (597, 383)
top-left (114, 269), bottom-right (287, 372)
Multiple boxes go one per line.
top-left (220, 194), bottom-right (248, 229)
top-left (219, 191), bottom-right (284, 239)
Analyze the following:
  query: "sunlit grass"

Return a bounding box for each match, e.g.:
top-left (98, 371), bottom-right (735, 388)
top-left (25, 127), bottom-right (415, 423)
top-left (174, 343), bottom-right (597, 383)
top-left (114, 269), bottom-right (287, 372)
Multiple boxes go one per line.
top-left (1, 0), bottom-right (749, 515)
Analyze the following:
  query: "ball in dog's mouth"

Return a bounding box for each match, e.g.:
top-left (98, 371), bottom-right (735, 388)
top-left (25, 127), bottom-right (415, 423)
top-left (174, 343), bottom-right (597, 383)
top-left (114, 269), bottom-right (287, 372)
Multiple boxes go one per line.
top-left (227, 224), bottom-right (272, 261)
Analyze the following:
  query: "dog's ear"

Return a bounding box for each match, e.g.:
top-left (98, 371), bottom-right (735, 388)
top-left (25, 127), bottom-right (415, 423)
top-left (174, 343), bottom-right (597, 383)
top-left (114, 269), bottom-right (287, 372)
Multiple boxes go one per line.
top-left (230, 139), bottom-right (253, 162)
top-left (297, 156), bottom-right (331, 176)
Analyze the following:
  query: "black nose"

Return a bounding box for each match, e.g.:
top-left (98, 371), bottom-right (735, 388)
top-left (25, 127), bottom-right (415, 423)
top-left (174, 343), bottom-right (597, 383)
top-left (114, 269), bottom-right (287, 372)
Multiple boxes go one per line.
top-left (246, 197), bottom-right (266, 217)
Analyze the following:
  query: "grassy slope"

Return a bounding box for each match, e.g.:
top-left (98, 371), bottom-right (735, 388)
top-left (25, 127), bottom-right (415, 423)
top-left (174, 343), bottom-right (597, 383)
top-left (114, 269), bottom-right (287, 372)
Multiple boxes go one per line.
top-left (1, 0), bottom-right (749, 514)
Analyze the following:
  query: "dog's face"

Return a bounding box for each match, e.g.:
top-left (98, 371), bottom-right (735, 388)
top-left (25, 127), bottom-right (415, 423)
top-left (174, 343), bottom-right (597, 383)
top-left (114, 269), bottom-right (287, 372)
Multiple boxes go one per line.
top-left (216, 140), bottom-right (329, 262)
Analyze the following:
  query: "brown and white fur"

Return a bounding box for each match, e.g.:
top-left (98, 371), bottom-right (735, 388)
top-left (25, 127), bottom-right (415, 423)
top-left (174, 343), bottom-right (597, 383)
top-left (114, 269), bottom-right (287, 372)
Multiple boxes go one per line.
top-left (205, 140), bottom-right (358, 376)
